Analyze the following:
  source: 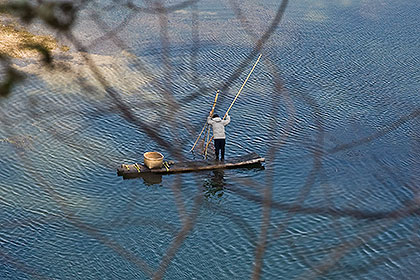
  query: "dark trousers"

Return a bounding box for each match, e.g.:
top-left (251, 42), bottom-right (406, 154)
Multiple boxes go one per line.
top-left (214, 139), bottom-right (225, 160)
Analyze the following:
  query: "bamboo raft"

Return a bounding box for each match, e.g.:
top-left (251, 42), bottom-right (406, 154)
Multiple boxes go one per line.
top-left (117, 152), bottom-right (265, 179)
top-left (117, 56), bottom-right (264, 183)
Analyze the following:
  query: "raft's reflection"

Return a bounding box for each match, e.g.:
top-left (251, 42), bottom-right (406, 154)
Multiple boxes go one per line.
top-left (139, 170), bottom-right (226, 197)
top-left (203, 169), bottom-right (226, 198)
top-left (140, 173), bottom-right (162, 185)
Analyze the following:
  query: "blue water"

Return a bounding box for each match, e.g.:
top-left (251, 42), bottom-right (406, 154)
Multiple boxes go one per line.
top-left (1, 0), bottom-right (419, 279)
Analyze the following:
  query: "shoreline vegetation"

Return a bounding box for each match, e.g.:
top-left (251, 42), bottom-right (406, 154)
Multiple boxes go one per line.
top-left (0, 18), bottom-right (152, 98)
top-left (0, 19), bottom-right (69, 58)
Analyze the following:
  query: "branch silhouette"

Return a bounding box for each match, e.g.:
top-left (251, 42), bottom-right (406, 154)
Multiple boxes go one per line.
top-left (1, 0), bottom-right (418, 279)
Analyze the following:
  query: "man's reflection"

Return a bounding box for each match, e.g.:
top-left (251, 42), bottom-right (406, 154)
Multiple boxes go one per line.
top-left (203, 169), bottom-right (225, 198)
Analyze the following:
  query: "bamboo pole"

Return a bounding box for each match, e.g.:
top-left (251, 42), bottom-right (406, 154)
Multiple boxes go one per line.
top-left (204, 54), bottom-right (262, 154)
top-left (190, 122), bottom-right (208, 153)
top-left (223, 54), bottom-right (262, 119)
top-left (190, 90), bottom-right (220, 152)
top-left (204, 125), bottom-right (211, 158)
top-left (209, 90), bottom-right (220, 117)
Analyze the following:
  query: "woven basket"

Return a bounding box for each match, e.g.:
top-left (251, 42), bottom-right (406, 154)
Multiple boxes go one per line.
top-left (143, 152), bottom-right (164, 169)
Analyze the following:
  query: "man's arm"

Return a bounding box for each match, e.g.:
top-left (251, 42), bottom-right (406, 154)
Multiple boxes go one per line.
top-left (223, 115), bottom-right (231, 126)
top-left (207, 116), bottom-right (214, 125)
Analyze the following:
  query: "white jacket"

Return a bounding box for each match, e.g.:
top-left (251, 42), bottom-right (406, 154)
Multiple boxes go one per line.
top-left (207, 115), bottom-right (231, 139)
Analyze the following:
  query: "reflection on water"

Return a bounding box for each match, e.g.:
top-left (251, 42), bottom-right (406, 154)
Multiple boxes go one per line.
top-left (139, 172), bottom-right (163, 186)
top-left (203, 169), bottom-right (226, 198)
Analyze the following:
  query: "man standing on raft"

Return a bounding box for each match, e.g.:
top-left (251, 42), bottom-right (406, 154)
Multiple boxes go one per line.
top-left (207, 113), bottom-right (231, 161)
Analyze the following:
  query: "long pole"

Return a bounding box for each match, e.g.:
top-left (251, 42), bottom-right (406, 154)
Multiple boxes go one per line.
top-left (204, 125), bottom-right (211, 158)
top-left (223, 54), bottom-right (262, 119)
top-left (204, 54), bottom-right (262, 154)
top-left (190, 90), bottom-right (220, 152)
top-left (209, 90), bottom-right (220, 117)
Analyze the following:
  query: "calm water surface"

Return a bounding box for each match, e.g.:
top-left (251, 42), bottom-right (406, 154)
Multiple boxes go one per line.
top-left (1, 0), bottom-right (419, 279)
